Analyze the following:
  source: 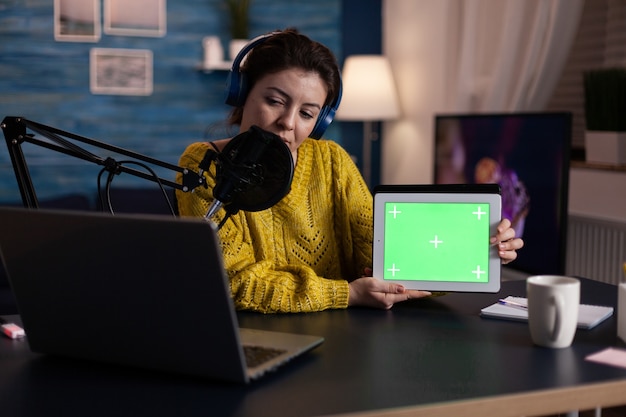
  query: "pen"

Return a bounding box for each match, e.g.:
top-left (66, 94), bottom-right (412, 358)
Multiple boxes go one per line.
top-left (498, 299), bottom-right (528, 310)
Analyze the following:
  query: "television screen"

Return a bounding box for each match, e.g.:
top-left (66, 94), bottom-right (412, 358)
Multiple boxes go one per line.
top-left (434, 112), bottom-right (571, 276)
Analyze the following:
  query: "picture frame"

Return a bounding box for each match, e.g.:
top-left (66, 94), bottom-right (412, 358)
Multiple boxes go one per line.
top-left (90, 48), bottom-right (154, 96)
top-left (104, 0), bottom-right (167, 37)
top-left (54, 0), bottom-right (101, 42)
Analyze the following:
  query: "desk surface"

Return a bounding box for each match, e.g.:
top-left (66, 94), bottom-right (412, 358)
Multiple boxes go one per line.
top-left (1, 278), bottom-right (625, 417)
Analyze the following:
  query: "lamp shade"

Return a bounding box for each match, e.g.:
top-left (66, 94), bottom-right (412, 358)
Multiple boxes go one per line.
top-left (336, 55), bottom-right (401, 121)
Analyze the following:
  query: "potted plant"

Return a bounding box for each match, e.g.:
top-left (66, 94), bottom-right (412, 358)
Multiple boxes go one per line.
top-left (225, 0), bottom-right (252, 61)
top-left (583, 67), bottom-right (626, 165)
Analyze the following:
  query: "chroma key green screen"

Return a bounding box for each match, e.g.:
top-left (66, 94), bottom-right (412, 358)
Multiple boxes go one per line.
top-left (382, 202), bottom-right (490, 283)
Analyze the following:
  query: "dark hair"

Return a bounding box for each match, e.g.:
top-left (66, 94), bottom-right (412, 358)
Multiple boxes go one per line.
top-left (228, 28), bottom-right (341, 125)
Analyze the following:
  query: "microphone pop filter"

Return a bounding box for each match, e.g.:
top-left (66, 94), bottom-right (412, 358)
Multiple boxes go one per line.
top-left (213, 125), bottom-right (294, 214)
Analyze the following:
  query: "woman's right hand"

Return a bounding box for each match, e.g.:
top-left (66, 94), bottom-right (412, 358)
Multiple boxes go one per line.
top-left (348, 277), bottom-right (432, 310)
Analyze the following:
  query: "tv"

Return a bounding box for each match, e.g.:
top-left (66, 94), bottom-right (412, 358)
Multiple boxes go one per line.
top-left (434, 112), bottom-right (571, 276)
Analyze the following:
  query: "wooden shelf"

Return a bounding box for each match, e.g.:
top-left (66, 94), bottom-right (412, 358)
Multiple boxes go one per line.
top-left (571, 160), bottom-right (626, 172)
top-left (196, 61), bottom-right (232, 72)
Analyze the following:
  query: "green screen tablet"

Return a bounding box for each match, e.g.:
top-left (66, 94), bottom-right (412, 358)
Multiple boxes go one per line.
top-left (373, 184), bottom-right (501, 293)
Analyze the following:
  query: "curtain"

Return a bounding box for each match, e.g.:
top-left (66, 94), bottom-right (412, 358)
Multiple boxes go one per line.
top-left (446, 0), bottom-right (584, 112)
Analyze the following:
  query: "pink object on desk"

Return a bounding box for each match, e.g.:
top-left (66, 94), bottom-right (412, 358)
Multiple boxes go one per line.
top-left (586, 348), bottom-right (626, 370)
top-left (1, 323), bottom-right (25, 339)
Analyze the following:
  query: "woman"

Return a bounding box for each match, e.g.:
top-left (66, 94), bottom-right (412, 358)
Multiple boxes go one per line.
top-left (176, 28), bottom-right (523, 313)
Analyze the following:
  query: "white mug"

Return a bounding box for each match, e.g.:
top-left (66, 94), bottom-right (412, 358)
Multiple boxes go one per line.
top-left (527, 275), bottom-right (580, 348)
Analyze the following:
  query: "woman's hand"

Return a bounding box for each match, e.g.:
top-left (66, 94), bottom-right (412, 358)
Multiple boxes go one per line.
top-left (491, 218), bottom-right (524, 264)
top-left (348, 276), bottom-right (431, 309)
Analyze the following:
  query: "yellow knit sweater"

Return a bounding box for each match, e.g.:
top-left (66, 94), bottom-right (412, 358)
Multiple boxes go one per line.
top-left (176, 139), bottom-right (373, 313)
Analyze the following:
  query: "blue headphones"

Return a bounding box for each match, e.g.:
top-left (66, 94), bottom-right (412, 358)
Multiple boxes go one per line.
top-left (224, 33), bottom-right (342, 140)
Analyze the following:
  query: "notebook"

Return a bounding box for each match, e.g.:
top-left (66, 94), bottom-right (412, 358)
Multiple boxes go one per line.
top-left (480, 296), bottom-right (614, 330)
top-left (0, 207), bottom-right (323, 383)
top-left (373, 184), bottom-right (502, 293)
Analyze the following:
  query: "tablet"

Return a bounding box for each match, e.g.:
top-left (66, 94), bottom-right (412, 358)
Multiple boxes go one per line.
top-left (373, 184), bottom-right (501, 293)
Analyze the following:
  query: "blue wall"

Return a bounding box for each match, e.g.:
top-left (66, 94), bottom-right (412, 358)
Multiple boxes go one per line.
top-left (0, 0), bottom-right (381, 203)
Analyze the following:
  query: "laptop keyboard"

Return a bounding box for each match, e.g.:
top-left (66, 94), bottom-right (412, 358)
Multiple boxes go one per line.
top-left (243, 345), bottom-right (287, 368)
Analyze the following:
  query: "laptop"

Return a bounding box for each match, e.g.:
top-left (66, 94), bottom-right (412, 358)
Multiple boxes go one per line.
top-left (372, 184), bottom-right (502, 293)
top-left (0, 207), bottom-right (323, 383)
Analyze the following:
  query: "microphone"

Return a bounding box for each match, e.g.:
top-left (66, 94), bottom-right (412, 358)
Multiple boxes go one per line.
top-left (199, 125), bottom-right (294, 224)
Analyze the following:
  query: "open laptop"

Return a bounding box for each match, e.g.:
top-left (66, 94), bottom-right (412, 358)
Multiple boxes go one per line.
top-left (0, 207), bottom-right (323, 383)
top-left (373, 184), bottom-right (502, 293)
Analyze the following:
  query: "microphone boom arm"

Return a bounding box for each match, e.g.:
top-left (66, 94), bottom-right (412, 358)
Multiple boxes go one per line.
top-left (1, 116), bottom-right (207, 209)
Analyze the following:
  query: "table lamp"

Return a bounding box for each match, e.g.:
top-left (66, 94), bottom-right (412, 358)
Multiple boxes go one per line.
top-left (336, 55), bottom-right (401, 186)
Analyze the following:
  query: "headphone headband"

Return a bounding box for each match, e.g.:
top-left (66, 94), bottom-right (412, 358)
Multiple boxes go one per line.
top-left (224, 33), bottom-right (342, 139)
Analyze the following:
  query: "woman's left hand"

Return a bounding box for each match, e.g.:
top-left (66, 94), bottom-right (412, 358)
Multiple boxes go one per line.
top-left (491, 218), bottom-right (524, 264)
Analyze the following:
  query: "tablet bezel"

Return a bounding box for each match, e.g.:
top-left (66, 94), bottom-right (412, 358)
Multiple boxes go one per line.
top-left (373, 184), bottom-right (502, 293)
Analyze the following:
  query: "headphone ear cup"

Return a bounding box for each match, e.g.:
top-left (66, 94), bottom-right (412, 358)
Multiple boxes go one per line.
top-left (310, 105), bottom-right (335, 140)
top-left (310, 74), bottom-right (342, 139)
top-left (225, 70), bottom-right (248, 107)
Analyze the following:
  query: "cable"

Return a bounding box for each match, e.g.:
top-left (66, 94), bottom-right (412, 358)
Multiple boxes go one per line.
top-left (95, 159), bottom-right (176, 216)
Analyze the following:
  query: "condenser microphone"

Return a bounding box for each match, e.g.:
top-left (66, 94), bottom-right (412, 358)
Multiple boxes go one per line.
top-left (200, 125), bottom-right (294, 224)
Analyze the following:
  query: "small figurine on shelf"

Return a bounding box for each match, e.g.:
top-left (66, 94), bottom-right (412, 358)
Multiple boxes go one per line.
top-left (203, 36), bottom-right (224, 68)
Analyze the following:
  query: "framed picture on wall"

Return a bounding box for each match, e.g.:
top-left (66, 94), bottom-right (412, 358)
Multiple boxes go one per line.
top-left (90, 48), bottom-right (153, 96)
top-left (104, 0), bottom-right (167, 37)
top-left (54, 0), bottom-right (101, 42)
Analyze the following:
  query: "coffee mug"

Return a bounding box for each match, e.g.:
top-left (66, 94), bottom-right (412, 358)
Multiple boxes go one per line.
top-left (527, 275), bottom-right (580, 348)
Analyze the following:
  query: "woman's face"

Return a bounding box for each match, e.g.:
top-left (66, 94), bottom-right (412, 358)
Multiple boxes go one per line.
top-left (240, 68), bottom-right (328, 160)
